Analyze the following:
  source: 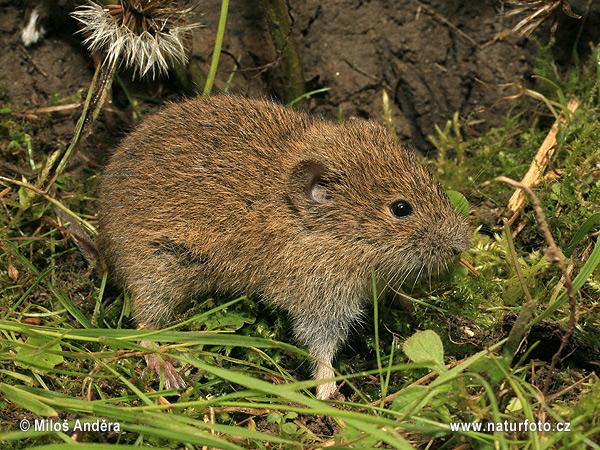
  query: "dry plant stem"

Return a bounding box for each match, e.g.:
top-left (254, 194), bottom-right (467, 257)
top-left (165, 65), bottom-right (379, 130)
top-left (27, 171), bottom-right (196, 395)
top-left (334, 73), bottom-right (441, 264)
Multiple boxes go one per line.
top-left (459, 256), bottom-right (480, 277)
top-left (210, 406), bottom-right (278, 416)
top-left (502, 219), bottom-right (537, 360)
top-left (201, 408), bottom-right (216, 450)
top-left (412, 0), bottom-right (479, 48)
top-left (46, 59), bottom-right (116, 190)
top-left (24, 103), bottom-right (82, 115)
top-left (261, 0), bottom-right (306, 105)
top-left (506, 0), bottom-right (581, 37)
top-left (572, 0), bottom-right (594, 67)
top-left (509, 171), bottom-right (563, 227)
top-left (493, 176), bottom-right (578, 394)
top-left (209, 406), bottom-right (215, 433)
top-left (507, 97), bottom-right (581, 213)
top-left (368, 361), bottom-right (459, 408)
top-left (546, 372), bottom-right (597, 401)
top-left (382, 90), bottom-right (399, 140)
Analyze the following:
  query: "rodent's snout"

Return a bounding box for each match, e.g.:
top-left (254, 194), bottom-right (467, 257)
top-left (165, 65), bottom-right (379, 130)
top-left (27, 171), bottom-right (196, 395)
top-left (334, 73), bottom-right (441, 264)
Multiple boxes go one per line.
top-left (410, 218), bottom-right (471, 271)
top-left (449, 231), bottom-right (472, 256)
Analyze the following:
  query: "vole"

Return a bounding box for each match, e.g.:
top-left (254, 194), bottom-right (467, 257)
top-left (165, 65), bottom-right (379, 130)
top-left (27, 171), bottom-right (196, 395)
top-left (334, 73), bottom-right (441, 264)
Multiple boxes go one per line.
top-left (97, 95), bottom-right (471, 399)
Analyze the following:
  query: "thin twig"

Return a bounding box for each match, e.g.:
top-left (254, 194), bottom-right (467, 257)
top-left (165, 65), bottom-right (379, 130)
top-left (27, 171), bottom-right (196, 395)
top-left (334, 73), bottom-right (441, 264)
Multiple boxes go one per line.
top-left (24, 103), bottom-right (82, 115)
top-left (411, 0), bottom-right (479, 48)
top-left (369, 358), bottom-right (464, 408)
top-left (546, 372), bottom-right (596, 402)
top-left (459, 256), bottom-right (480, 277)
top-left (492, 176), bottom-right (578, 394)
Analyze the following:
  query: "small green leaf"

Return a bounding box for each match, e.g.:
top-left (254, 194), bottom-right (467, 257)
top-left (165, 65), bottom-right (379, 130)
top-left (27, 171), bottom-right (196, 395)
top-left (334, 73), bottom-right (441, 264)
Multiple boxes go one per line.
top-left (18, 185), bottom-right (28, 206)
top-left (281, 422), bottom-right (298, 435)
top-left (468, 355), bottom-right (509, 386)
top-left (267, 412), bottom-right (282, 424)
top-left (389, 385), bottom-right (428, 414)
top-left (284, 411), bottom-right (298, 421)
top-left (446, 190), bottom-right (469, 218)
top-left (203, 311), bottom-right (254, 332)
top-left (0, 369), bottom-right (34, 384)
top-left (16, 337), bottom-right (64, 370)
top-left (340, 424), bottom-right (379, 448)
top-left (402, 330), bottom-right (445, 372)
top-left (449, 263), bottom-right (469, 279)
top-left (505, 397), bottom-right (523, 413)
top-left (565, 213), bottom-right (600, 257)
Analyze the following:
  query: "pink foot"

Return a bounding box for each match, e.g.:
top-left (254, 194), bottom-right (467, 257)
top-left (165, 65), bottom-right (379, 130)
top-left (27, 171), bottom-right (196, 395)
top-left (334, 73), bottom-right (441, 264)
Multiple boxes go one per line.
top-left (316, 380), bottom-right (338, 400)
top-left (315, 363), bottom-right (337, 400)
top-left (140, 340), bottom-right (186, 390)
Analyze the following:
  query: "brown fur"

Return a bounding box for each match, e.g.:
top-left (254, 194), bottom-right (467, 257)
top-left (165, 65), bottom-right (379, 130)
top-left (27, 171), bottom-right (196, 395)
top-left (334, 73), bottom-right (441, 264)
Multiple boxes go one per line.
top-left (97, 95), bottom-right (471, 398)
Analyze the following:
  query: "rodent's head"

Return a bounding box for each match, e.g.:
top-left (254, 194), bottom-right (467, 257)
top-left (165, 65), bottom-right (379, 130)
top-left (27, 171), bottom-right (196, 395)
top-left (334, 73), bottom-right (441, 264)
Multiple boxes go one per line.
top-left (287, 119), bottom-right (471, 281)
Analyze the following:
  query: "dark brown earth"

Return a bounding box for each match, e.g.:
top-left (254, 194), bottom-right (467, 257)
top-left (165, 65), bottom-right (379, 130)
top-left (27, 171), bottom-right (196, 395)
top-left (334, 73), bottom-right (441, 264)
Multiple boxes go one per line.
top-left (2, 0), bottom-right (600, 155)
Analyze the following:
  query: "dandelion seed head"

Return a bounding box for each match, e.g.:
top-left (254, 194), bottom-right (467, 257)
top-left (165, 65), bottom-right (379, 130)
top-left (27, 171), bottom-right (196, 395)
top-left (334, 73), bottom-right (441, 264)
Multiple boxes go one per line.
top-left (72, 1), bottom-right (200, 78)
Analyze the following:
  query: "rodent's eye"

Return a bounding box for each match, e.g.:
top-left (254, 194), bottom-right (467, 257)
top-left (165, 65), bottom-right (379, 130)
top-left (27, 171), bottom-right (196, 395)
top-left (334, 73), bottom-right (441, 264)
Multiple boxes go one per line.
top-left (389, 200), bottom-right (413, 218)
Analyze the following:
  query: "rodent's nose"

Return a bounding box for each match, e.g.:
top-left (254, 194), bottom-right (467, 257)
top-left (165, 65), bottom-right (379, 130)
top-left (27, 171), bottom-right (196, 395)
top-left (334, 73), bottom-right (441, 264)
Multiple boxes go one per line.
top-left (451, 233), bottom-right (472, 256)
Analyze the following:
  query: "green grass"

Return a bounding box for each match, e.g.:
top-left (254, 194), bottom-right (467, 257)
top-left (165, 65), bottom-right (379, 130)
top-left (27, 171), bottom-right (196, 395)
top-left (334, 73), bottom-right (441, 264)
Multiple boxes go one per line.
top-left (1, 39), bottom-right (600, 448)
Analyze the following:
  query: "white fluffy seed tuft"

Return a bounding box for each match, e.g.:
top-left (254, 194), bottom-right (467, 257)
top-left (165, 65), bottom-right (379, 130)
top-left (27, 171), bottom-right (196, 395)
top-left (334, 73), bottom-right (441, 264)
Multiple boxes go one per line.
top-left (71, 1), bottom-right (199, 78)
top-left (22, 8), bottom-right (46, 47)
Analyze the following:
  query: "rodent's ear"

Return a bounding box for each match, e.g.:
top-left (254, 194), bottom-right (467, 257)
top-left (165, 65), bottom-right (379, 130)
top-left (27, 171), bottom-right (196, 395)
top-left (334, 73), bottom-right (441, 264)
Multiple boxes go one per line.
top-left (289, 159), bottom-right (333, 206)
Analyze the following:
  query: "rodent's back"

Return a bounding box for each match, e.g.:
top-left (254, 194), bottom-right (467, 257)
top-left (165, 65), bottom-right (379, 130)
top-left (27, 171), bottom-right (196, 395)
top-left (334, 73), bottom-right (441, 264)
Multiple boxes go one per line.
top-left (99, 96), bottom-right (312, 229)
top-left (98, 97), bottom-right (313, 293)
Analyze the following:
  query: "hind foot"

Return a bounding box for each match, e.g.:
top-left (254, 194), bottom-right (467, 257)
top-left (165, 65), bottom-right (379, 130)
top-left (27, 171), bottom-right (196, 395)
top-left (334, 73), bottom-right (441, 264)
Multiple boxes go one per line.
top-left (140, 340), bottom-right (186, 390)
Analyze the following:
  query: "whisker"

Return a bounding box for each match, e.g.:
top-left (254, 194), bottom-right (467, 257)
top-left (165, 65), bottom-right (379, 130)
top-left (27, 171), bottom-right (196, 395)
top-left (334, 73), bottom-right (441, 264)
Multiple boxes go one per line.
top-left (412, 263), bottom-right (426, 289)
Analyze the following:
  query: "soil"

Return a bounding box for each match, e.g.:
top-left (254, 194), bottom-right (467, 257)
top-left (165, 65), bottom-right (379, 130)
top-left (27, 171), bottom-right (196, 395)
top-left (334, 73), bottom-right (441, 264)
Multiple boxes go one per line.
top-left (2, 0), bottom-right (600, 155)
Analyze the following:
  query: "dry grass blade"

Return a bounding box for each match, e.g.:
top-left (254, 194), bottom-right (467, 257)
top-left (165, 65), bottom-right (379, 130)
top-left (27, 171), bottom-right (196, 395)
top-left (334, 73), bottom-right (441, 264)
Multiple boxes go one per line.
top-left (53, 202), bottom-right (101, 268)
top-left (507, 97), bottom-right (581, 215)
top-left (504, 0), bottom-right (581, 36)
